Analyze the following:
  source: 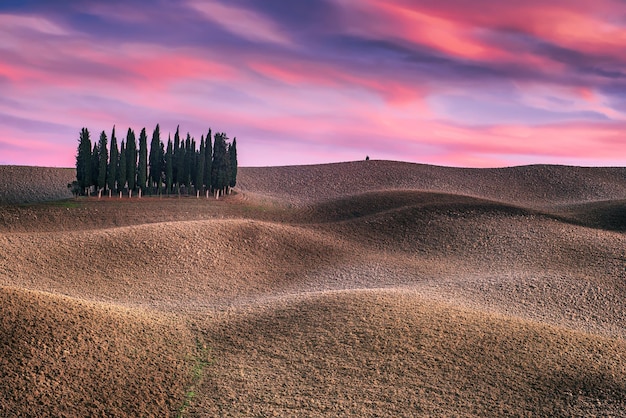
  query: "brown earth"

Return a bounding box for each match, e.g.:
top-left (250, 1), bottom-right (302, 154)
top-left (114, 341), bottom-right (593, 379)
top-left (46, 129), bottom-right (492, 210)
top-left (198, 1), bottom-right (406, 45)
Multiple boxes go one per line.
top-left (0, 166), bottom-right (74, 205)
top-left (1, 160), bottom-right (625, 417)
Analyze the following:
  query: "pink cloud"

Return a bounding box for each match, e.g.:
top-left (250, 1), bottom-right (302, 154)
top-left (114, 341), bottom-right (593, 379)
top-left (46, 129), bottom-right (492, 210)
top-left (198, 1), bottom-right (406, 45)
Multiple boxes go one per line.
top-left (247, 58), bottom-right (427, 104)
top-left (189, 0), bottom-right (292, 46)
top-left (343, 0), bottom-right (626, 76)
top-left (1, 1), bottom-right (625, 168)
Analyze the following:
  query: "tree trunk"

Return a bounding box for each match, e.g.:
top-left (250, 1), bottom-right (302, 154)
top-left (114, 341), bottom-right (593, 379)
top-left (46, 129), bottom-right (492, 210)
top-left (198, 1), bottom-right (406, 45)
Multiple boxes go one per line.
top-left (196, 190), bottom-right (200, 199)
top-left (119, 191), bottom-right (122, 199)
top-left (98, 189), bottom-right (102, 199)
top-left (206, 190), bottom-right (209, 199)
top-left (129, 190), bottom-right (132, 198)
top-left (138, 188), bottom-right (142, 198)
top-left (109, 189), bottom-right (112, 198)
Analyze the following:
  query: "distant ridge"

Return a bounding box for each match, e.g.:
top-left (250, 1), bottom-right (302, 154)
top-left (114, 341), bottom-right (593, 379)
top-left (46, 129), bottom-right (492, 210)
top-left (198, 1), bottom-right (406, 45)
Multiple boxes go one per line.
top-left (2, 161), bottom-right (625, 206)
top-left (237, 160), bottom-right (626, 207)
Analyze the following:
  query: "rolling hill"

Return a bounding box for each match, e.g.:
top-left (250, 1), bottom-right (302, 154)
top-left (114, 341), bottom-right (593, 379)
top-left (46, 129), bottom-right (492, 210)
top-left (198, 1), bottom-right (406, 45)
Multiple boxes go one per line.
top-left (0, 160), bottom-right (625, 416)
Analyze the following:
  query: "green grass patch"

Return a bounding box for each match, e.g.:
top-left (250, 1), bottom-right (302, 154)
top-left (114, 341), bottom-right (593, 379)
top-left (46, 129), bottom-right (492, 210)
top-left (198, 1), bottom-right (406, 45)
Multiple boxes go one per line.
top-left (177, 339), bottom-right (212, 418)
top-left (16, 199), bottom-right (81, 209)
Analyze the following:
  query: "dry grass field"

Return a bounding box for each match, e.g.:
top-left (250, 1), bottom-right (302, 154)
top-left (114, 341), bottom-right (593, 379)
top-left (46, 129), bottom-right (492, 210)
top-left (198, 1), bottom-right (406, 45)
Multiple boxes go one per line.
top-left (1, 160), bottom-right (625, 417)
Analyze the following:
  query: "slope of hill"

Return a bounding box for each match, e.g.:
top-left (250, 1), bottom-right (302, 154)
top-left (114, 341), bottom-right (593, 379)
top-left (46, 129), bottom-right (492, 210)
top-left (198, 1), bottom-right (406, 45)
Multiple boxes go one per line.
top-left (0, 287), bottom-right (197, 417)
top-left (0, 166), bottom-right (74, 204)
top-left (0, 160), bottom-right (625, 416)
top-left (237, 160), bottom-right (626, 207)
top-left (195, 290), bottom-right (626, 416)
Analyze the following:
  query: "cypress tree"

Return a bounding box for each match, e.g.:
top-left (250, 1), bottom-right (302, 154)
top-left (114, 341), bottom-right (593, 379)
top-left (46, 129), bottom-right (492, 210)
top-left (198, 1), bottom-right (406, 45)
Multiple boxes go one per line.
top-left (220, 147), bottom-right (231, 194)
top-left (183, 133), bottom-right (192, 193)
top-left (229, 137), bottom-right (238, 188)
top-left (173, 126), bottom-right (180, 189)
top-left (211, 132), bottom-right (230, 194)
top-left (195, 136), bottom-right (205, 197)
top-left (138, 127), bottom-right (148, 196)
top-left (149, 124), bottom-right (161, 192)
top-left (117, 140), bottom-right (127, 195)
top-left (165, 136), bottom-right (173, 195)
top-left (191, 137), bottom-right (197, 190)
top-left (91, 143), bottom-right (100, 193)
top-left (76, 127), bottom-right (92, 196)
top-left (211, 132), bottom-right (223, 192)
top-left (177, 136), bottom-right (186, 194)
top-left (203, 129), bottom-right (212, 194)
top-left (108, 126), bottom-right (118, 196)
top-left (97, 130), bottom-right (108, 196)
top-left (126, 128), bottom-right (137, 195)
top-left (158, 140), bottom-right (165, 195)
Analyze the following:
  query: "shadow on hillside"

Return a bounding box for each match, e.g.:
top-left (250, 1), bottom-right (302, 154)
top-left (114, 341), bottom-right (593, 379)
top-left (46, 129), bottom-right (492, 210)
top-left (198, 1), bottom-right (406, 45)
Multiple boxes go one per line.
top-left (293, 190), bottom-right (626, 234)
top-left (554, 201), bottom-right (626, 233)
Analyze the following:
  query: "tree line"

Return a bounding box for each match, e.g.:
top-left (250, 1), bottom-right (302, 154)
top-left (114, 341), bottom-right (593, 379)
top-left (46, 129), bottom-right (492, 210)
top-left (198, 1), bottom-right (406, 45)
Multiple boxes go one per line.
top-left (73, 125), bottom-right (237, 198)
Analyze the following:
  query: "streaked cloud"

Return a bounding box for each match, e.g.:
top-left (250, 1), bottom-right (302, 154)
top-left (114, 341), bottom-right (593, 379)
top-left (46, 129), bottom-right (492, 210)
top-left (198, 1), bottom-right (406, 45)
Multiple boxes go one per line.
top-left (188, 0), bottom-right (293, 46)
top-left (0, 0), bottom-right (625, 167)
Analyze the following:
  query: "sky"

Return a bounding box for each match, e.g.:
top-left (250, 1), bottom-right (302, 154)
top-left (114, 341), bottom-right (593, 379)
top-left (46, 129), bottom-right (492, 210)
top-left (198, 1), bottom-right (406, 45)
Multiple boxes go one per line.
top-left (1, 0), bottom-right (626, 168)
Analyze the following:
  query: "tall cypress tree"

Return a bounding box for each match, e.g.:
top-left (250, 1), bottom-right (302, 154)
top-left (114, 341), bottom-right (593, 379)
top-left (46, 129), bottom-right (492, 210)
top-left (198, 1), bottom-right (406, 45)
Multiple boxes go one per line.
top-left (97, 130), bottom-right (108, 196)
top-left (165, 136), bottom-right (173, 195)
top-left (149, 124), bottom-right (161, 192)
top-left (191, 137), bottom-right (197, 190)
top-left (176, 136), bottom-right (186, 194)
top-left (91, 143), bottom-right (100, 192)
top-left (126, 128), bottom-right (137, 194)
top-left (138, 127), bottom-right (148, 195)
top-left (158, 140), bottom-right (165, 195)
top-left (211, 132), bottom-right (230, 193)
top-left (195, 136), bottom-right (205, 197)
top-left (211, 132), bottom-right (223, 191)
top-left (108, 126), bottom-right (118, 195)
top-left (76, 127), bottom-right (92, 196)
top-left (183, 133), bottom-right (192, 192)
top-left (117, 140), bottom-right (127, 195)
top-left (203, 129), bottom-right (212, 193)
top-left (172, 126), bottom-right (180, 189)
top-left (229, 137), bottom-right (238, 188)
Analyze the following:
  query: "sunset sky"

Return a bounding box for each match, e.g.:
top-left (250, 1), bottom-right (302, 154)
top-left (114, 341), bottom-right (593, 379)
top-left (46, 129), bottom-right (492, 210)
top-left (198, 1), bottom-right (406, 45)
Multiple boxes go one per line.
top-left (1, 0), bottom-right (626, 168)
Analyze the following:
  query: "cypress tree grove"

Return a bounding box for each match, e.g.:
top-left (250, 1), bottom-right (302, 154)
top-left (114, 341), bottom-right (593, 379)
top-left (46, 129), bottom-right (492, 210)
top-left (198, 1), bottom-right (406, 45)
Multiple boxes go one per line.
top-left (229, 137), bottom-right (238, 188)
top-left (75, 124), bottom-right (237, 198)
top-left (108, 126), bottom-right (118, 196)
top-left (149, 124), bottom-right (161, 193)
top-left (138, 128), bottom-right (148, 196)
top-left (117, 140), bottom-right (127, 196)
top-left (126, 128), bottom-right (137, 196)
top-left (76, 127), bottom-right (92, 196)
top-left (97, 130), bottom-right (108, 197)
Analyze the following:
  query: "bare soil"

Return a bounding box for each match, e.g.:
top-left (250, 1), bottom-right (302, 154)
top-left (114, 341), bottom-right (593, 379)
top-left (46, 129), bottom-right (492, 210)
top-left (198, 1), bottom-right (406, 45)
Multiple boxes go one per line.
top-left (0, 166), bottom-right (74, 205)
top-left (1, 160), bottom-right (625, 417)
